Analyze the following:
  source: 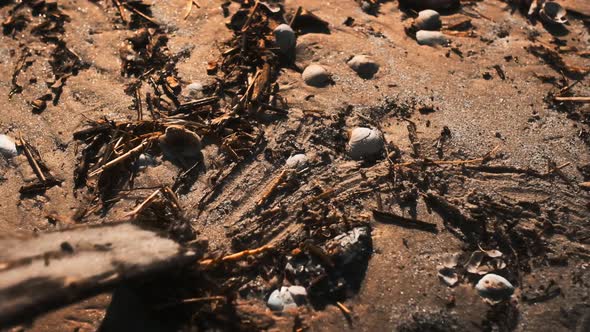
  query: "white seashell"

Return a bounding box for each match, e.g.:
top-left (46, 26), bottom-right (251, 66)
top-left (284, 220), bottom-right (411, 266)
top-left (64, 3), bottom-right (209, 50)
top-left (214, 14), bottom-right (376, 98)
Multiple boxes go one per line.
top-left (416, 30), bottom-right (449, 46)
top-left (302, 64), bottom-right (330, 87)
top-left (285, 153), bottom-right (308, 170)
top-left (414, 10), bottom-right (441, 30)
top-left (539, 1), bottom-right (568, 25)
top-left (273, 24), bottom-right (296, 54)
top-left (347, 127), bottom-right (384, 160)
top-left (0, 134), bottom-right (18, 159)
top-left (347, 55), bottom-right (379, 78)
top-left (475, 273), bottom-right (514, 302)
top-left (158, 126), bottom-right (202, 160)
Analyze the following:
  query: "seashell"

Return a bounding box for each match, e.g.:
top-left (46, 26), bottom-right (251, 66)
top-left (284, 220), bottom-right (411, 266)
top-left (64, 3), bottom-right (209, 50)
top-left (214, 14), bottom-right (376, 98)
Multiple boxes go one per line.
top-left (273, 24), bottom-right (296, 54)
top-left (414, 10), bottom-right (442, 31)
top-left (285, 153), bottom-right (308, 170)
top-left (302, 64), bottom-right (331, 87)
top-left (539, 1), bottom-right (568, 25)
top-left (0, 134), bottom-right (18, 159)
top-left (465, 250), bottom-right (486, 274)
top-left (347, 127), bottom-right (384, 160)
top-left (475, 273), bottom-right (514, 302)
top-left (158, 125), bottom-right (202, 160)
top-left (416, 30), bottom-right (449, 46)
top-left (267, 286), bottom-right (307, 311)
top-left (347, 55), bottom-right (379, 79)
top-left (438, 267), bottom-right (459, 287)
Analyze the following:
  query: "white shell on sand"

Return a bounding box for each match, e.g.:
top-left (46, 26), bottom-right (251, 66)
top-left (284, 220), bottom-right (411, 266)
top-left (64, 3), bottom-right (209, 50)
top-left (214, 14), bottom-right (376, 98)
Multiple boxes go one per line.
top-left (0, 134), bottom-right (18, 159)
top-left (185, 82), bottom-right (204, 98)
top-left (414, 10), bottom-right (442, 30)
top-left (347, 55), bottom-right (379, 78)
top-left (475, 273), bottom-right (514, 301)
top-left (347, 127), bottom-right (384, 160)
top-left (302, 64), bottom-right (330, 87)
top-left (285, 153), bottom-right (308, 170)
top-left (416, 30), bottom-right (449, 46)
top-left (273, 24), bottom-right (296, 53)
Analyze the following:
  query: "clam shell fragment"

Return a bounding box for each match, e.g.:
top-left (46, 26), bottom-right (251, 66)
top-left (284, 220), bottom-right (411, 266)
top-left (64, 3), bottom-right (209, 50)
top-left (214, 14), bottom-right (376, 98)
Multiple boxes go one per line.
top-left (285, 153), bottom-right (308, 170)
top-left (347, 127), bottom-right (384, 160)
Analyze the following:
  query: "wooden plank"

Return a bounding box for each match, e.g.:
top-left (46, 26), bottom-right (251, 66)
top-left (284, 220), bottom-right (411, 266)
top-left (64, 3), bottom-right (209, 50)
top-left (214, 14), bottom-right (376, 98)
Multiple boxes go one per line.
top-left (0, 223), bottom-right (200, 327)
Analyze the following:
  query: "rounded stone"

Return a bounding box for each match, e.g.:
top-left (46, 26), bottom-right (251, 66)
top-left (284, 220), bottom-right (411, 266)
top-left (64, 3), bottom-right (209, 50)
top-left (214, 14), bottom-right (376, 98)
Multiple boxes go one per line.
top-left (475, 273), bottom-right (514, 301)
top-left (347, 55), bottom-right (379, 78)
top-left (416, 30), bottom-right (449, 46)
top-left (414, 10), bottom-right (441, 30)
top-left (285, 154), bottom-right (308, 170)
top-left (0, 134), bottom-right (18, 159)
top-left (273, 24), bottom-right (296, 54)
top-left (158, 126), bottom-right (202, 160)
top-left (347, 127), bottom-right (384, 160)
top-left (185, 82), bottom-right (204, 99)
top-left (302, 64), bottom-right (330, 87)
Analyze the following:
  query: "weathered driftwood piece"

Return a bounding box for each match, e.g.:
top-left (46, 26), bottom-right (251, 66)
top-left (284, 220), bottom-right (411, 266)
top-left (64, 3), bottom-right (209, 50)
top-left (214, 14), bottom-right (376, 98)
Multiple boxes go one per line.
top-left (0, 223), bottom-right (199, 327)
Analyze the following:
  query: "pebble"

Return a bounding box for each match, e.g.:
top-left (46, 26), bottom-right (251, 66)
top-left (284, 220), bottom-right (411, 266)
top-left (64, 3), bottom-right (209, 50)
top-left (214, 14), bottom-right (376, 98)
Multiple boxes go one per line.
top-left (414, 10), bottom-right (441, 31)
top-left (539, 1), bottom-right (568, 25)
top-left (475, 273), bottom-right (514, 301)
top-left (416, 30), bottom-right (449, 46)
top-left (185, 82), bottom-right (204, 99)
top-left (273, 24), bottom-right (296, 54)
top-left (158, 126), bottom-right (202, 160)
top-left (347, 55), bottom-right (379, 78)
top-left (302, 64), bottom-right (330, 87)
top-left (285, 153), bottom-right (308, 170)
top-left (267, 286), bottom-right (307, 311)
top-left (135, 153), bottom-right (158, 170)
top-left (347, 127), bottom-right (384, 160)
top-left (0, 134), bottom-right (18, 159)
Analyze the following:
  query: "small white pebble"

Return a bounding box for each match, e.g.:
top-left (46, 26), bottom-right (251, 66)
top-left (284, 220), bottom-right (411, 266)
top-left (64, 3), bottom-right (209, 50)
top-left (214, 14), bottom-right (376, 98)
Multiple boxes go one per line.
top-left (475, 273), bottom-right (514, 301)
top-left (285, 153), bottom-right (308, 170)
top-left (0, 134), bottom-right (18, 159)
top-left (414, 10), bottom-right (441, 31)
top-left (416, 30), bottom-right (449, 46)
top-left (273, 24), bottom-right (296, 54)
top-left (347, 127), bottom-right (384, 160)
top-left (347, 55), bottom-right (379, 78)
top-left (302, 64), bottom-right (330, 87)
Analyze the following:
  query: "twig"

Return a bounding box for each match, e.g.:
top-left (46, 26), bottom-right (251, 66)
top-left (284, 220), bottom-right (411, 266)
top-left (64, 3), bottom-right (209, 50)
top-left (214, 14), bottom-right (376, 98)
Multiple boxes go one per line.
top-left (89, 137), bottom-right (156, 177)
top-left (156, 296), bottom-right (225, 310)
top-left (554, 96), bottom-right (590, 103)
top-left (372, 210), bottom-right (438, 233)
top-left (198, 244), bottom-right (274, 267)
top-left (124, 188), bottom-right (161, 218)
top-left (256, 169), bottom-right (288, 207)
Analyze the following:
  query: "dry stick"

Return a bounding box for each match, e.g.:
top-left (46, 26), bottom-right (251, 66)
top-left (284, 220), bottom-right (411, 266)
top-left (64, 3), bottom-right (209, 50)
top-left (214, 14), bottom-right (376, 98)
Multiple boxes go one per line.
top-left (123, 3), bottom-right (159, 25)
top-left (289, 6), bottom-right (302, 27)
top-left (124, 188), bottom-right (161, 218)
top-left (198, 244), bottom-right (274, 268)
top-left (183, 0), bottom-right (193, 20)
top-left (156, 296), bottom-right (225, 310)
top-left (336, 301), bottom-right (352, 315)
top-left (112, 0), bottom-right (128, 23)
top-left (543, 162), bottom-right (571, 176)
top-left (256, 169), bottom-right (288, 207)
top-left (19, 137), bottom-right (46, 182)
top-left (135, 86), bottom-right (143, 121)
top-left (554, 96), bottom-right (590, 103)
top-left (89, 137), bottom-right (155, 177)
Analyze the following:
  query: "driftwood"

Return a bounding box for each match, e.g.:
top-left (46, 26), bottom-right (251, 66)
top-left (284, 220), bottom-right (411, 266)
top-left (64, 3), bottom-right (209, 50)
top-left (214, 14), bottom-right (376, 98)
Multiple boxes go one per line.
top-left (0, 223), bottom-right (199, 327)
